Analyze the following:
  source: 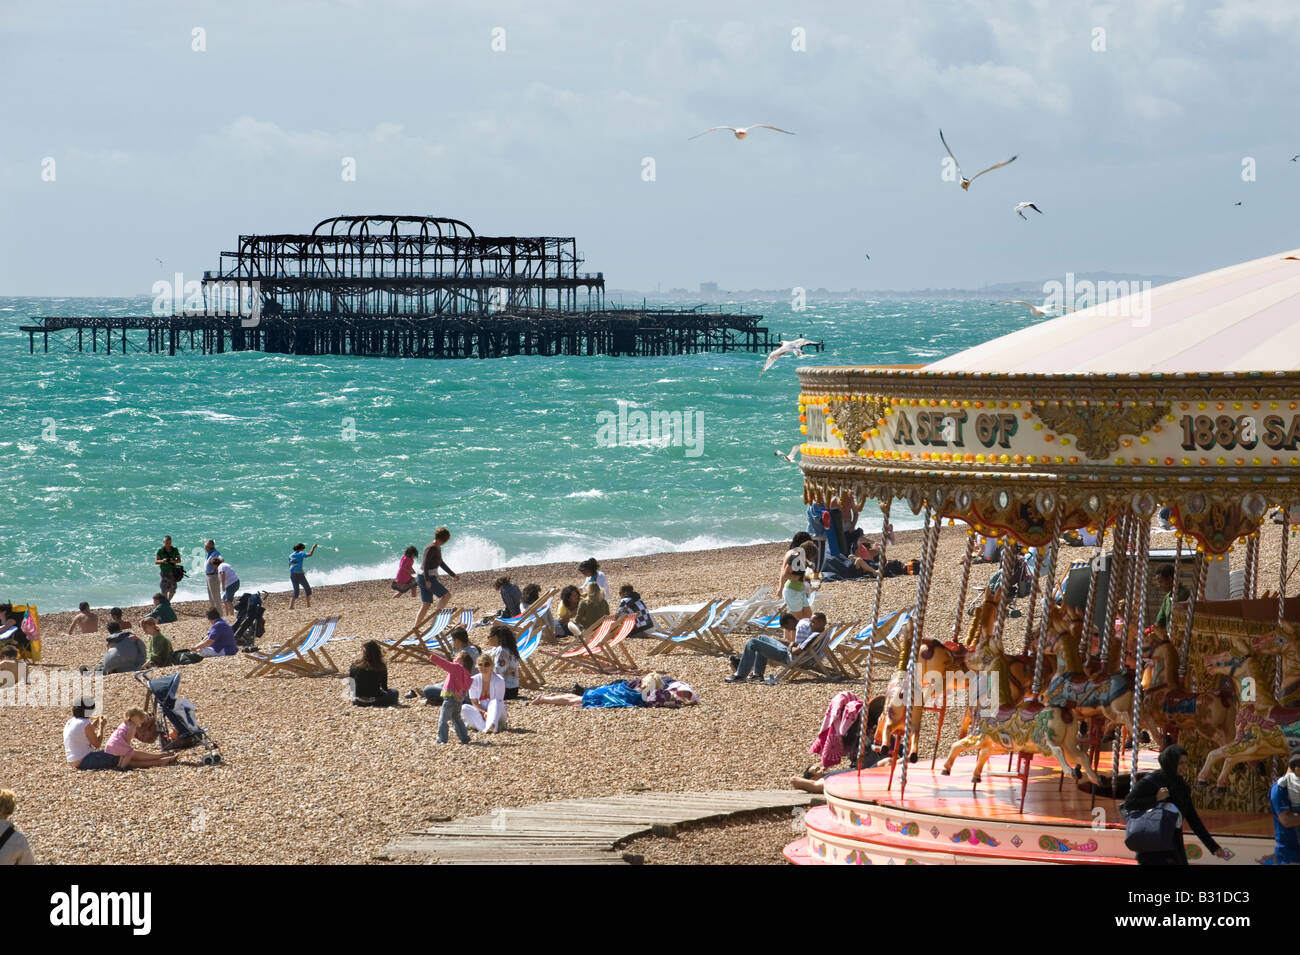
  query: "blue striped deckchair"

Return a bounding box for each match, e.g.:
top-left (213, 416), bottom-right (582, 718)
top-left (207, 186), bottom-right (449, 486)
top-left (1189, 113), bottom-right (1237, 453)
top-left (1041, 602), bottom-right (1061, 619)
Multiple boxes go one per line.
top-left (244, 616), bottom-right (340, 678)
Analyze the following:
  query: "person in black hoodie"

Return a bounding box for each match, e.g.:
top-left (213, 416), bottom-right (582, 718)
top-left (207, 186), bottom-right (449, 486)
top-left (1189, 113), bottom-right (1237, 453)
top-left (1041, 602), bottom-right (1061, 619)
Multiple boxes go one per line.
top-left (1122, 744), bottom-right (1228, 864)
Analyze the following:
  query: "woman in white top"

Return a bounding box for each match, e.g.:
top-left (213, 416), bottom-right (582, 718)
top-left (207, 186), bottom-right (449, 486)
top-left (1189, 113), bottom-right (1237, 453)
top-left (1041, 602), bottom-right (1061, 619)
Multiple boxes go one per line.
top-left (578, 558), bottom-right (609, 601)
top-left (486, 623), bottom-right (522, 699)
top-left (461, 655), bottom-right (508, 733)
top-left (63, 698), bottom-right (119, 770)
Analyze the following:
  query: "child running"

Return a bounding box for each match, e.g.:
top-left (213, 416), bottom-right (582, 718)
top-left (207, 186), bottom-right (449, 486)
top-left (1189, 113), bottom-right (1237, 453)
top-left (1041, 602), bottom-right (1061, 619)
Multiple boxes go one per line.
top-left (288, 542), bottom-right (318, 609)
top-left (104, 708), bottom-right (177, 769)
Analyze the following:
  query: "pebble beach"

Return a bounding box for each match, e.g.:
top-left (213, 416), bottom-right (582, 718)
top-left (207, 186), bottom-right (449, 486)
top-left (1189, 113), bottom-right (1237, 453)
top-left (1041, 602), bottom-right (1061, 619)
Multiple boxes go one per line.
top-left (2, 523), bottom-right (1279, 864)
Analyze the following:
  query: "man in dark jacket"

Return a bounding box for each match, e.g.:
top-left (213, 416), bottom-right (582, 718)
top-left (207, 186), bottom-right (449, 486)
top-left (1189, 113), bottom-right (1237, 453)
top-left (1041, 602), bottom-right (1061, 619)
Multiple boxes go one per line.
top-left (1122, 744), bottom-right (1229, 864)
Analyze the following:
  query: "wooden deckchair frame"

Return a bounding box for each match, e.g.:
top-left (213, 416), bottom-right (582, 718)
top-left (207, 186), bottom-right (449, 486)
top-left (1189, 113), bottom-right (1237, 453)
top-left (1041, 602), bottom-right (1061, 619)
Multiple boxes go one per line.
top-left (244, 616), bottom-right (341, 679)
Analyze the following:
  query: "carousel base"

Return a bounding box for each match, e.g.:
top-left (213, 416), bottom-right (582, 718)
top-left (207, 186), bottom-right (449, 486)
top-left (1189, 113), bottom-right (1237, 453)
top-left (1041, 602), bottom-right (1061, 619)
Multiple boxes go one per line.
top-left (784, 753), bottom-right (1274, 866)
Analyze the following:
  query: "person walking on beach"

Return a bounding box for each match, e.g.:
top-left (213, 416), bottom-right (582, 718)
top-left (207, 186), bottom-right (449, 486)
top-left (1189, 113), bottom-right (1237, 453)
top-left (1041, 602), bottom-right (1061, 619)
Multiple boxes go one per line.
top-left (416, 528), bottom-right (458, 627)
top-left (288, 542), bottom-right (317, 610)
top-left (1121, 743), bottom-right (1227, 864)
top-left (155, 535), bottom-right (184, 600)
top-left (203, 540), bottom-right (223, 611)
top-left (778, 533), bottom-right (815, 621)
top-left (214, 558), bottom-right (240, 617)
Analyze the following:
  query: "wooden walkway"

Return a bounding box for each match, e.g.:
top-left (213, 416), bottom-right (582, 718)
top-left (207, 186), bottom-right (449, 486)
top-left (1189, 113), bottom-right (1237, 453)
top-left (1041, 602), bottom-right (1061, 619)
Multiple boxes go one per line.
top-left (382, 790), bottom-right (818, 864)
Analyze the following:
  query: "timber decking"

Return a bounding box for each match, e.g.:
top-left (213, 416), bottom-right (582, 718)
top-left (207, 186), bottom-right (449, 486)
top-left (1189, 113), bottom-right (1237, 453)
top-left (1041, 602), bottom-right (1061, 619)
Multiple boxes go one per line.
top-left (382, 789), bottom-right (818, 864)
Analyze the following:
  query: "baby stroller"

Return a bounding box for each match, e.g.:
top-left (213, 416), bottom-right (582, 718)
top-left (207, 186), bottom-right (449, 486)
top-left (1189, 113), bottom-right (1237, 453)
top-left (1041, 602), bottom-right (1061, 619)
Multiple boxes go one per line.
top-left (134, 670), bottom-right (222, 765)
top-left (231, 591), bottom-right (267, 649)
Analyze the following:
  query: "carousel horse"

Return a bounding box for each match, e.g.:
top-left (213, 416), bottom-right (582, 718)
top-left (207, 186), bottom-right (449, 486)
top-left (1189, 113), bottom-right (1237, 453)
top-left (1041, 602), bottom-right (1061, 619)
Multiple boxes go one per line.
top-left (1244, 621), bottom-right (1300, 707)
top-left (955, 589), bottom-right (1056, 735)
top-left (1137, 628), bottom-right (1236, 747)
top-left (939, 697), bottom-right (1101, 787)
top-left (1042, 603), bottom-right (1136, 741)
top-left (1195, 642), bottom-right (1300, 791)
top-left (876, 622), bottom-right (922, 761)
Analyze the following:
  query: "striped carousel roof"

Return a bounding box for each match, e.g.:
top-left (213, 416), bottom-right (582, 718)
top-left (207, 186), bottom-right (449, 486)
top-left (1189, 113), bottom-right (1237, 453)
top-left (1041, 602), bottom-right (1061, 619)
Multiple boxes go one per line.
top-left (925, 249), bottom-right (1300, 375)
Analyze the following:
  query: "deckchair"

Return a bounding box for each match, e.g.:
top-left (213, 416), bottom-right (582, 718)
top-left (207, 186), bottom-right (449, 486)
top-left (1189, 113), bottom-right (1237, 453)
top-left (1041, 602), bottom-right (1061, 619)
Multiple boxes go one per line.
top-left (496, 588), bottom-right (559, 629)
top-left (771, 625), bottom-right (856, 683)
top-left (564, 616), bottom-right (639, 675)
top-left (514, 622), bottom-right (548, 690)
top-left (381, 608), bottom-right (453, 663)
top-left (244, 616), bottom-right (340, 678)
top-left (647, 602), bottom-right (705, 633)
top-left (537, 615), bottom-right (616, 675)
top-left (646, 599), bottom-right (732, 657)
top-left (835, 607), bottom-right (913, 671)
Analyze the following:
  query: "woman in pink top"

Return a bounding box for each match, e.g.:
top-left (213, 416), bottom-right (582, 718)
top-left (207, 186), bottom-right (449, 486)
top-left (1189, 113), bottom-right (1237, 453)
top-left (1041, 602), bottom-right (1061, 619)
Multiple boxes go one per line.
top-left (104, 708), bottom-right (178, 770)
top-left (391, 546), bottom-right (419, 598)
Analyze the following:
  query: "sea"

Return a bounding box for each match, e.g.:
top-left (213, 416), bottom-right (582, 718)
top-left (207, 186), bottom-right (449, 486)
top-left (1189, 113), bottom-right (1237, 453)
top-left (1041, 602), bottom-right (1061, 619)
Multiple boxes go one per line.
top-left (1, 296), bottom-right (1043, 612)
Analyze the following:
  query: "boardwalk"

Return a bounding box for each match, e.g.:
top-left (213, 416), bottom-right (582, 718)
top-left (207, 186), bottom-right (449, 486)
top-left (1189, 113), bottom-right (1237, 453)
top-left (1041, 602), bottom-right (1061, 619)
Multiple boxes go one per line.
top-left (382, 789), bottom-right (817, 864)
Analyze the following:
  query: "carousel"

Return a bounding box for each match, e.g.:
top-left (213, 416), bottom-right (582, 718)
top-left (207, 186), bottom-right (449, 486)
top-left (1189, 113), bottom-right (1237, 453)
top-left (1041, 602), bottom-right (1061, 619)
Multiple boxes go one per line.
top-left (785, 248), bottom-right (1300, 865)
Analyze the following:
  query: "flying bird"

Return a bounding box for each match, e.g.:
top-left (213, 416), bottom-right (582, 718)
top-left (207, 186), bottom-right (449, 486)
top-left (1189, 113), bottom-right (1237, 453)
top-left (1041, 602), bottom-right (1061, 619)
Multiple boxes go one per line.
top-left (761, 337), bottom-right (817, 374)
top-left (864, 253), bottom-right (870, 260)
top-left (1290, 155), bottom-right (1299, 162)
top-left (774, 444), bottom-right (802, 464)
top-left (1003, 301), bottom-right (1074, 318)
top-left (1013, 202), bottom-right (1043, 220)
top-left (1233, 201), bottom-right (1243, 206)
top-left (690, 124), bottom-right (795, 141)
top-left (155, 257), bottom-right (164, 271)
top-left (939, 129), bottom-right (1017, 190)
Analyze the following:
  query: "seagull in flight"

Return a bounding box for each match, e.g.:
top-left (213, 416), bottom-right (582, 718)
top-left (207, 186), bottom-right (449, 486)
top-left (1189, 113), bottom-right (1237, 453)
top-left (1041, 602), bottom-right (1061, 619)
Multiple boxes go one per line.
top-left (1013, 202), bottom-right (1043, 220)
top-left (761, 337), bottom-right (817, 374)
top-left (940, 129), bottom-right (1017, 190)
top-left (690, 124), bottom-right (795, 141)
top-left (1003, 301), bottom-right (1074, 318)
top-left (1290, 155), bottom-right (1299, 162)
top-left (155, 257), bottom-right (164, 271)
top-left (1233, 201), bottom-right (1243, 206)
top-left (774, 444), bottom-right (802, 464)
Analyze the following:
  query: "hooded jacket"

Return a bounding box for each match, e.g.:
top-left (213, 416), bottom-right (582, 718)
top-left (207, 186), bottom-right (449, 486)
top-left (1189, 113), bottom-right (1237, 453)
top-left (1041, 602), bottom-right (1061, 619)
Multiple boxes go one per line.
top-left (1122, 744), bottom-right (1220, 862)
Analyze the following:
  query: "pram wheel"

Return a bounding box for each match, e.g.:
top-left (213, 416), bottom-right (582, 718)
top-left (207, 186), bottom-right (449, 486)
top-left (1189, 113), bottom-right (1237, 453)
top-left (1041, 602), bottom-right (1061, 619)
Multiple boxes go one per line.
top-left (211, 753), bottom-right (222, 765)
top-left (202, 754), bottom-right (215, 766)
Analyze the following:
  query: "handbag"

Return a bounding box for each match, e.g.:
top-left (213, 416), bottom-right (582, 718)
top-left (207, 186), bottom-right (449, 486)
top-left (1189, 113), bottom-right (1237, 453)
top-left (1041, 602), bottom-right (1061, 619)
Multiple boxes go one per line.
top-left (1124, 802), bottom-right (1181, 853)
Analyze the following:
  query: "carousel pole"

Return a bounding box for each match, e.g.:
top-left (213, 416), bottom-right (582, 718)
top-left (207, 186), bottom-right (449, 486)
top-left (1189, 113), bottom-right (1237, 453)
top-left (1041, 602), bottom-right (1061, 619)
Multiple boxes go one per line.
top-left (989, 535), bottom-right (1018, 696)
top-left (951, 530), bottom-right (977, 644)
top-left (1178, 554), bottom-right (1207, 684)
top-left (1023, 542), bottom-right (1045, 653)
top-left (1098, 513), bottom-right (1128, 672)
top-left (856, 498), bottom-right (892, 772)
top-left (1080, 521), bottom-right (1108, 662)
top-left (899, 503), bottom-right (941, 799)
top-left (1275, 508), bottom-right (1290, 780)
top-left (1129, 507), bottom-right (1153, 788)
top-left (1112, 513), bottom-right (1141, 788)
top-left (1244, 531), bottom-right (1259, 600)
top-left (1031, 511), bottom-right (1065, 695)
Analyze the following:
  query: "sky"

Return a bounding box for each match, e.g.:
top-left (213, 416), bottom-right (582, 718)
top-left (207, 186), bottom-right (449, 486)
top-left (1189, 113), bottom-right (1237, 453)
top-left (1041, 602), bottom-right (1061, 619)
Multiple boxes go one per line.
top-left (1, 0), bottom-right (1299, 296)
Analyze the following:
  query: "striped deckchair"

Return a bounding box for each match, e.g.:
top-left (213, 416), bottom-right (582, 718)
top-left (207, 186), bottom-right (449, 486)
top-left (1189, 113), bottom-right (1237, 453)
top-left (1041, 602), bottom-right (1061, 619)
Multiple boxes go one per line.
top-left (381, 608), bottom-right (453, 663)
top-left (244, 616), bottom-right (340, 678)
top-left (646, 599), bottom-right (732, 657)
top-left (836, 607), bottom-right (914, 671)
top-left (514, 622), bottom-right (548, 690)
top-left (563, 616), bottom-right (638, 675)
top-left (538, 615), bottom-right (616, 675)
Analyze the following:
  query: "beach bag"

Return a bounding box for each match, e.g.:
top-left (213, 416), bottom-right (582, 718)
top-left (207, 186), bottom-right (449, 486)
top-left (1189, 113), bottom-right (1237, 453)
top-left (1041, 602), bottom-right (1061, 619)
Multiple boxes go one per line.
top-left (171, 650), bottom-right (204, 665)
top-left (1124, 803), bottom-right (1180, 854)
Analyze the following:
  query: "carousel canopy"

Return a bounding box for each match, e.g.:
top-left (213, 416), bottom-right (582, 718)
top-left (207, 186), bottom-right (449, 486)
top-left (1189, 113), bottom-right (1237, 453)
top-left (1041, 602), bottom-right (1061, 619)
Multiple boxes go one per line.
top-left (926, 249), bottom-right (1300, 374)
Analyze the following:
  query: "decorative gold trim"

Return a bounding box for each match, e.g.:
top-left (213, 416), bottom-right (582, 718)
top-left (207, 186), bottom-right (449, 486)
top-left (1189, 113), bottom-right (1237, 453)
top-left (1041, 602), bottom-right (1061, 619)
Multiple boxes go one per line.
top-left (1030, 402), bottom-right (1170, 460)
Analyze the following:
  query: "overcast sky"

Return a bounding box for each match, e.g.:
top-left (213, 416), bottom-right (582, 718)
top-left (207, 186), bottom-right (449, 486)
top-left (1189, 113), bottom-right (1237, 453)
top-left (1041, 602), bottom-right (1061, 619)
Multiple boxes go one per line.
top-left (2, 0), bottom-right (1299, 296)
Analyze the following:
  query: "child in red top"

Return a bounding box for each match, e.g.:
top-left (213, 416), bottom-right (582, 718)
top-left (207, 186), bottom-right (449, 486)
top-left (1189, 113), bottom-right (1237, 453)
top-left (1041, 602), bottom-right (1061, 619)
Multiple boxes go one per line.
top-left (104, 708), bottom-right (178, 770)
top-left (428, 650), bottom-right (474, 743)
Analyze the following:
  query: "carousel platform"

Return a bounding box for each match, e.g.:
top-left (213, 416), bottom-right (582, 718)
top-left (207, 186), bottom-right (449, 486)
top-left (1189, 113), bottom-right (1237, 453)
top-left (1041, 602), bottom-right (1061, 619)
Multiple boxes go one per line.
top-left (784, 753), bottom-right (1274, 866)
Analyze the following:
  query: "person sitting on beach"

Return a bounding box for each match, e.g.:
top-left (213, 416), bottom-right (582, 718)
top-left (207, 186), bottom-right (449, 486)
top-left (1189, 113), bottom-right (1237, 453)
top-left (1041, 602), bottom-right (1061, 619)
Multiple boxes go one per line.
top-left (144, 592), bottom-right (178, 625)
top-left (520, 582), bottom-right (554, 629)
top-left (0, 788), bottom-right (35, 865)
top-left (349, 640), bottom-right (399, 707)
top-left (191, 608), bottom-right (238, 657)
top-left (214, 558), bottom-right (240, 617)
top-left (778, 535), bottom-right (816, 621)
top-left (0, 647), bottom-right (26, 688)
top-left (427, 650), bottom-right (474, 744)
top-left (554, 585), bottom-right (582, 639)
top-left (66, 602), bottom-right (99, 635)
top-left (578, 558), bottom-right (609, 601)
top-left (573, 581), bottom-right (610, 635)
top-left (485, 623), bottom-right (522, 699)
top-left (726, 612), bottom-right (825, 684)
top-left (493, 576), bottom-right (523, 619)
top-left (63, 697), bottom-right (119, 771)
top-left (392, 546), bottom-right (419, 597)
top-left (415, 628), bottom-right (479, 704)
top-left (140, 617), bottom-right (175, 668)
top-left (96, 622), bottom-right (146, 675)
top-left (416, 527), bottom-right (459, 626)
top-left (288, 542), bottom-right (318, 610)
top-left (463, 654), bottom-right (508, 733)
top-left (107, 607), bottom-right (125, 631)
top-left (616, 584), bottom-right (655, 633)
top-left (103, 707), bottom-right (178, 770)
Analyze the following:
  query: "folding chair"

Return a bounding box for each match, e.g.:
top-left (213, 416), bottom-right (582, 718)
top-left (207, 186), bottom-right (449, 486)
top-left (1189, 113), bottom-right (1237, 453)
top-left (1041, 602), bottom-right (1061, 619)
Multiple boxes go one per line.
top-left (537, 615), bottom-right (616, 675)
top-left (381, 608), bottom-right (453, 662)
top-left (564, 616), bottom-right (639, 675)
top-left (244, 617), bottom-right (340, 678)
top-left (514, 622), bottom-right (548, 691)
top-left (771, 626), bottom-right (855, 683)
top-left (645, 600), bottom-right (731, 657)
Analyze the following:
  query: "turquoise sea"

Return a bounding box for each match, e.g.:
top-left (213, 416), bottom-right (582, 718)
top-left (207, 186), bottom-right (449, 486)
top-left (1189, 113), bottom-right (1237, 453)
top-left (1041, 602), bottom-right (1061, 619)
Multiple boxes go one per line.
top-left (1, 296), bottom-right (1042, 612)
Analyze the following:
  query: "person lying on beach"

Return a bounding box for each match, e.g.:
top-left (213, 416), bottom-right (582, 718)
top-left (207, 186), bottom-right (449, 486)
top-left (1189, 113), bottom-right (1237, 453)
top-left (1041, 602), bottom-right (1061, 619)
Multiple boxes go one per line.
top-left (726, 612), bottom-right (824, 684)
top-left (144, 592), bottom-right (178, 625)
top-left (528, 672), bottom-right (699, 708)
top-left (63, 697), bottom-right (119, 771)
top-left (485, 623), bottom-right (521, 699)
top-left (572, 581), bottom-right (610, 634)
top-left (350, 640), bottom-right (399, 707)
top-left (578, 558), bottom-right (609, 601)
top-left (555, 585), bottom-right (582, 639)
top-left (414, 628), bottom-right (479, 703)
top-left (617, 584), bottom-right (655, 633)
top-left (66, 602), bottom-right (99, 635)
top-left (190, 608), bottom-right (239, 657)
top-left (103, 708), bottom-right (178, 770)
top-left (96, 622), bottom-right (146, 675)
top-left (793, 694), bottom-right (887, 794)
top-left (463, 654), bottom-right (508, 733)
top-left (493, 576), bottom-right (522, 619)
top-left (392, 546), bottom-right (419, 597)
top-left (427, 650), bottom-right (474, 744)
